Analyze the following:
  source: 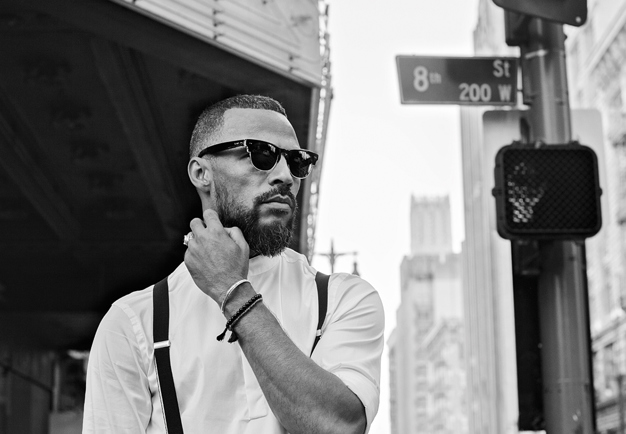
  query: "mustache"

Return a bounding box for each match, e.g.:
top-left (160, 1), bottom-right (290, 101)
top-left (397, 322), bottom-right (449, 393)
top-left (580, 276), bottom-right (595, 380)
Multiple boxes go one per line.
top-left (254, 185), bottom-right (297, 208)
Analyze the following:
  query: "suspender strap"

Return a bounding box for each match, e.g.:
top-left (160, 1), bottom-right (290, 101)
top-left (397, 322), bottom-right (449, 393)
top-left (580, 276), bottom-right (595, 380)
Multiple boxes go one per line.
top-left (153, 271), bottom-right (328, 428)
top-left (153, 277), bottom-right (184, 434)
top-left (311, 272), bottom-right (329, 356)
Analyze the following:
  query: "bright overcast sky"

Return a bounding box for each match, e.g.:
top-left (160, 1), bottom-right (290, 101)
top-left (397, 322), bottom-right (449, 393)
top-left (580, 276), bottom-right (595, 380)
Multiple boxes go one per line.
top-left (312, 1), bottom-right (480, 433)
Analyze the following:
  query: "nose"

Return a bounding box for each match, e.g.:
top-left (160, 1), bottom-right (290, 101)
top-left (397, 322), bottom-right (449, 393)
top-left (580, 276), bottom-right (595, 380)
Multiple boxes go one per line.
top-left (267, 152), bottom-right (296, 187)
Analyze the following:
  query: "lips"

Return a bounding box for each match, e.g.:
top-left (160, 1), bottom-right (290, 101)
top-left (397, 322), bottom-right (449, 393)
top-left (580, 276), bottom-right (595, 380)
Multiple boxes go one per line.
top-left (263, 195), bottom-right (295, 209)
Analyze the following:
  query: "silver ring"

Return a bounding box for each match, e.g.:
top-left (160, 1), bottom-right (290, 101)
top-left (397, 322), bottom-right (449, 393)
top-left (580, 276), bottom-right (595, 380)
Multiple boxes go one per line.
top-left (183, 232), bottom-right (194, 246)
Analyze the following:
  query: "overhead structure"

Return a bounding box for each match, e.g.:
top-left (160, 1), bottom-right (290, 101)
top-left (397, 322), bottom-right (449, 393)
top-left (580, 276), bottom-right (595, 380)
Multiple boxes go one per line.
top-left (0, 0), bottom-right (331, 349)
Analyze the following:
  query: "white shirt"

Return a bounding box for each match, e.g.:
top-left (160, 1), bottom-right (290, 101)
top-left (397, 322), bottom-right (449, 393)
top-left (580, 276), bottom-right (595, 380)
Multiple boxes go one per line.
top-left (83, 248), bottom-right (384, 433)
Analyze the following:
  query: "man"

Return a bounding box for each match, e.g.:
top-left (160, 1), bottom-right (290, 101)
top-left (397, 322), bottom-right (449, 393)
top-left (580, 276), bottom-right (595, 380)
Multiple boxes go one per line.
top-left (83, 95), bottom-right (384, 434)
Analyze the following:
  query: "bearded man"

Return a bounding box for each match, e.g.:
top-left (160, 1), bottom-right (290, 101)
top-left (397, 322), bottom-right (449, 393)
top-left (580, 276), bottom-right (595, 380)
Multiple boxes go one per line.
top-left (83, 95), bottom-right (384, 434)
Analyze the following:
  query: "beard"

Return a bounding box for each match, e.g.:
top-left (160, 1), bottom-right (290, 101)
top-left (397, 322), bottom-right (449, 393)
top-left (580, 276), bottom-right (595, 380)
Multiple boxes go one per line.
top-left (214, 183), bottom-right (298, 257)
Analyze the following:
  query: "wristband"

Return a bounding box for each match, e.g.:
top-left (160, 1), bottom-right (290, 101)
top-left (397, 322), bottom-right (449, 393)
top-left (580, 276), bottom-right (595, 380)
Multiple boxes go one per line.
top-left (217, 294), bottom-right (263, 343)
top-left (220, 279), bottom-right (250, 314)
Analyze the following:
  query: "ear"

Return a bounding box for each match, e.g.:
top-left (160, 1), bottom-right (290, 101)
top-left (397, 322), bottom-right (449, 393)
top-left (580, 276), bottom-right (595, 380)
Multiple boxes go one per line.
top-left (188, 157), bottom-right (213, 193)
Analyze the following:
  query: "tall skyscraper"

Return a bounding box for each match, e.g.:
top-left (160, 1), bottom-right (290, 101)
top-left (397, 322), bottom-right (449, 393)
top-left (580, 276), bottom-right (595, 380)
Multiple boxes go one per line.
top-left (459, 2), bottom-right (520, 433)
top-left (410, 196), bottom-right (452, 257)
top-left (388, 196), bottom-right (467, 434)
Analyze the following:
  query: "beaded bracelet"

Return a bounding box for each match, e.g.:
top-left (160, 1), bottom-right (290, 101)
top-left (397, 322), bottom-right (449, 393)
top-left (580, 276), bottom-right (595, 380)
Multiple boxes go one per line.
top-left (226, 297), bottom-right (263, 343)
top-left (220, 279), bottom-right (250, 314)
top-left (216, 293), bottom-right (263, 343)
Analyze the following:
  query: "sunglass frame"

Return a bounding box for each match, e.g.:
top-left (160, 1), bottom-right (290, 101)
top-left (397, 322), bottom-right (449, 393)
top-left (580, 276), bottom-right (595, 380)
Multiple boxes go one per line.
top-left (197, 139), bottom-right (319, 179)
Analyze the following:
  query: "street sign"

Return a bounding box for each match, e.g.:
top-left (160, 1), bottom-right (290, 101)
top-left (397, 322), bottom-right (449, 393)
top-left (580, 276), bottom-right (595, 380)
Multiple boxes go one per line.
top-left (396, 56), bottom-right (518, 105)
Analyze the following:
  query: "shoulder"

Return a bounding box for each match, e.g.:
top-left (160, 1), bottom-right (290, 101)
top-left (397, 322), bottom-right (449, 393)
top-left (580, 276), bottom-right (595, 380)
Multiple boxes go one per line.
top-left (93, 281), bottom-right (156, 359)
top-left (326, 273), bottom-right (384, 326)
top-left (112, 262), bottom-right (190, 318)
top-left (329, 273), bottom-right (377, 296)
top-left (276, 249), bottom-right (382, 310)
top-left (95, 263), bottom-right (191, 351)
top-left (330, 273), bottom-right (380, 304)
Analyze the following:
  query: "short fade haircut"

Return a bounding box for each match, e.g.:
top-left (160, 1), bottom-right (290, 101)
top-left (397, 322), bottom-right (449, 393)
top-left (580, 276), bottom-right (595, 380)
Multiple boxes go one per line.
top-left (189, 94), bottom-right (288, 158)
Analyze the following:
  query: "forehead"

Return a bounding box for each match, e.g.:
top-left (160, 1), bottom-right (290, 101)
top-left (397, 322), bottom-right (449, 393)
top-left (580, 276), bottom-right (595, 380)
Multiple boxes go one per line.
top-left (217, 108), bottom-right (300, 149)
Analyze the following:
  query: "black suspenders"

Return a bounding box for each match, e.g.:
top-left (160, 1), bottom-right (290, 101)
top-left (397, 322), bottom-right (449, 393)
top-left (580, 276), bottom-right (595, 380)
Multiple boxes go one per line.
top-left (153, 277), bottom-right (184, 434)
top-left (311, 272), bottom-right (330, 356)
top-left (152, 271), bottom-right (329, 433)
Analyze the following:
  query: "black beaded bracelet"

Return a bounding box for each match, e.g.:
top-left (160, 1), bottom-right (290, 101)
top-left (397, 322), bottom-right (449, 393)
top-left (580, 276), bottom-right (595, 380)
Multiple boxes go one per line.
top-left (216, 293), bottom-right (263, 343)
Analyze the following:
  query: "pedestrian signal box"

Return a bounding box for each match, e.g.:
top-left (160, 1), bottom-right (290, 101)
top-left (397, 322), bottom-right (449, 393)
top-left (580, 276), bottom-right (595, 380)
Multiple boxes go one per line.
top-left (492, 0), bottom-right (587, 27)
top-left (492, 143), bottom-right (602, 240)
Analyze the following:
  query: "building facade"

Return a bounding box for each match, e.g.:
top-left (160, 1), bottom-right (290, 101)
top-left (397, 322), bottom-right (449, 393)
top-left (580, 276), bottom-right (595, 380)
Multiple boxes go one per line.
top-left (388, 196), bottom-right (468, 434)
top-left (423, 318), bottom-right (467, 433)
top-left (459, 2), bottom-right (520, 433)
top-left (566, 1), bottom-right (626, 432)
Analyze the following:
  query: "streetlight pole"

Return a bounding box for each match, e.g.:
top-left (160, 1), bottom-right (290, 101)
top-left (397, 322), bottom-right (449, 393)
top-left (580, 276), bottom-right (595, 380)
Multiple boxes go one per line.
top-left (315, 239), bottom-right (358, 274)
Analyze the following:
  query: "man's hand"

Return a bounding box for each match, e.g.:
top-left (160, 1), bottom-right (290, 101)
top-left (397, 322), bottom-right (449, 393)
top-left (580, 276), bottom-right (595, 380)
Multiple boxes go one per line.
top-left (184, 209), bottom-right (250, 305)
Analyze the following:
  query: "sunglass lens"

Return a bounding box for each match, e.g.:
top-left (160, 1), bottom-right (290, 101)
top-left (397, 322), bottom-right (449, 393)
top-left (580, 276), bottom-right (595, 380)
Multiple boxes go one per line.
top-left (287, 151), bottom-right (313, 178)
top-left (247, 141), bottom-right (316, 178)
top-left (248, 142), bottom-right (279, 171)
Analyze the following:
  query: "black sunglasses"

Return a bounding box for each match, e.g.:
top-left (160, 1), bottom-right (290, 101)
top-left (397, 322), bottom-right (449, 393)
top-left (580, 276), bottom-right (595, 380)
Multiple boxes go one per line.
top-left (197, 139), bottom-right (319, 179)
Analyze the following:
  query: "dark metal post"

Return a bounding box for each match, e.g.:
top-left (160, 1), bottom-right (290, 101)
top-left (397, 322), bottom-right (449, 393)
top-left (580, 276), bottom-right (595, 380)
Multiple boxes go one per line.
top-left (315, 239), bottom-right (358, 274)
top-left (521, 17), bottom-right (594, 433)
top-left (619, 373), bottom-right (625, 434)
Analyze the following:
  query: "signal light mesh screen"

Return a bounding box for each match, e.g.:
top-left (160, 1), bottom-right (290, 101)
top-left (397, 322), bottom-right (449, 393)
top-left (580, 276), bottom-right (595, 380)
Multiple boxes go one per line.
top-left (495, 145), bottom-right (601, 237)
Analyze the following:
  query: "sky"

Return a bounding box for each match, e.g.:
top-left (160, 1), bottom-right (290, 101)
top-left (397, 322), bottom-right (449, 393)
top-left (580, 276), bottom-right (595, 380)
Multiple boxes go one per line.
top-left (310, 1), bottom-right (480, 433)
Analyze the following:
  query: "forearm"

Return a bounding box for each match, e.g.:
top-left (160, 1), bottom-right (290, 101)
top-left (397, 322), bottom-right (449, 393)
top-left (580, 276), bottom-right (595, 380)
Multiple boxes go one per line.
top-left (224, 284), bottom-right (366, 434)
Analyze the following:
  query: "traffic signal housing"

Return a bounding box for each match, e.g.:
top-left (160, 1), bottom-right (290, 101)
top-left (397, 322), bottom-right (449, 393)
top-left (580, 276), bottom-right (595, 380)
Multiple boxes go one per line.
top-left (492, 0), bottom-right (587, 27)
top-left (492, 142), bottom-right (602, 240)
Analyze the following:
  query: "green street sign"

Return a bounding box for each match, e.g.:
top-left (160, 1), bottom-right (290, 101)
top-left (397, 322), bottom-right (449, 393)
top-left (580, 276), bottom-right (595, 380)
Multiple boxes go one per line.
top-left (396, 56), bottom-right (519, 106)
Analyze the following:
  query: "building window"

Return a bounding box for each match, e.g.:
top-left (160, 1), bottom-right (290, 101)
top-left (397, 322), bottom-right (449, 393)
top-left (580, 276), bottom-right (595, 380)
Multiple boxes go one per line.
top-left (415, 396), bottom-right (427, 409)
top-left (605, 343), bottom-right (616, 398)
top-left (607, 90), bottom-right (625, 142)
top-left (613, 134), bottom-right (626, 226)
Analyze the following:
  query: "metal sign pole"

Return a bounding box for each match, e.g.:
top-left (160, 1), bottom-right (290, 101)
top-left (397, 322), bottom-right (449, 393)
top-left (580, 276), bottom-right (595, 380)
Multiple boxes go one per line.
top-left (521, 17), bottom-right (595, 433)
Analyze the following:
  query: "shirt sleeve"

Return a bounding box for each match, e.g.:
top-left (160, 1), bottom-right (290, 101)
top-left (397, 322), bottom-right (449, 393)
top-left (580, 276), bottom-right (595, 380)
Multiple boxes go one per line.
top-left (83, 304), bottom-right (152, 433)
top-left (311, 274), bottom-right (385, 433)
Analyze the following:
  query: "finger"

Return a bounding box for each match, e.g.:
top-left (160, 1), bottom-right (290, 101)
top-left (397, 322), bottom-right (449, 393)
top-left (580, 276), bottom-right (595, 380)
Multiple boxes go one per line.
top-left (223, 226), bottom-right (248, 250)
top-left (202, 208), bottom-right (222, 227)
top-left (190, 218), bottom-right (206, 233)
top-left (224, 227), bottom-right (249, 257)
